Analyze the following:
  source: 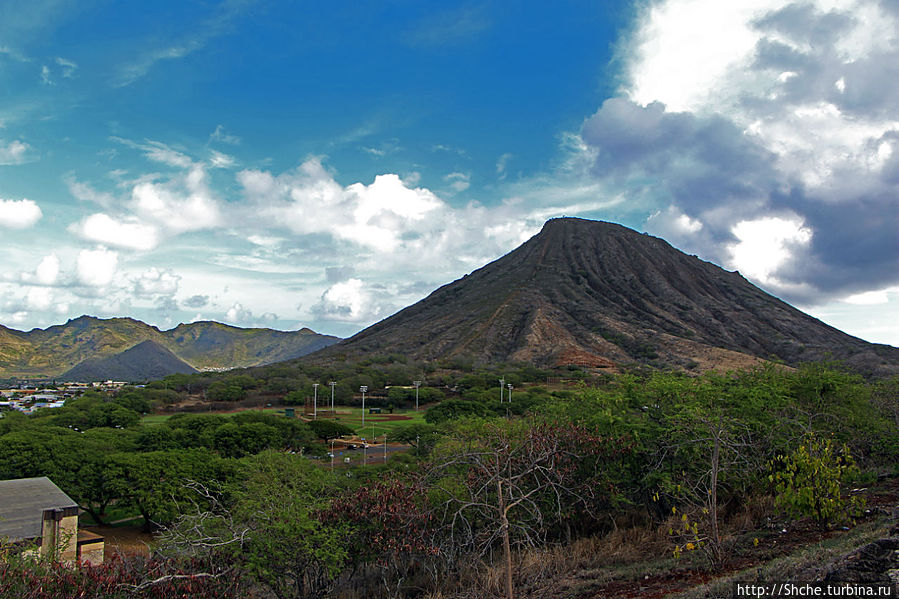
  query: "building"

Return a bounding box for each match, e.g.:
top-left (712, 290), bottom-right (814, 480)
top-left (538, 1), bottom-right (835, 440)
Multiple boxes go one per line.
top-left (0, 477), bottom-right (104, 565)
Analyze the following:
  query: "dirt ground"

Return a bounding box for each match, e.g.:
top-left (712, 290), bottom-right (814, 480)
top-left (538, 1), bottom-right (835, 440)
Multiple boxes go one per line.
top-left (578, 478), bottom-right (899, 599)
top-left (83, 525), bottom-right (154, 559)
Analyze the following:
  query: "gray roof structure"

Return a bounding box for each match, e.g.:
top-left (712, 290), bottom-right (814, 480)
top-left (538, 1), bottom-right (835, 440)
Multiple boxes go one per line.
top-left (0, 477), bottom-right (78, 542)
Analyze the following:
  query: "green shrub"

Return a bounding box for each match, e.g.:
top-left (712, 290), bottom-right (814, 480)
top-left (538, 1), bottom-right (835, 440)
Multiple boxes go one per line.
top-left (769, 433), bottom-right (865, 529)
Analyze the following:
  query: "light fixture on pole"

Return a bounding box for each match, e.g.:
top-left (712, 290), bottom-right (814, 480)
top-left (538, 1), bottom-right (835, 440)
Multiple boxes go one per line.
top-left (507, 383), bottom-right (513, 402)
top-left (360, 385), bottom-right (368, 428)
top-left (312, 383), bottom-right (319, 419)
top-left (499, 377), bottom-right (505, 403)
top-left (328, 381), bottom-right (336, 412)
top-left (413, 380), bottom-right (421, 411)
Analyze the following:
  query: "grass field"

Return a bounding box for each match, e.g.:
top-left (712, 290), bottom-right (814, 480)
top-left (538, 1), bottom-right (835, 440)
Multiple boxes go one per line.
top-left (326, 407), bottom-right (428, 437)
top-left (140, 406), bottom-right (429, 435)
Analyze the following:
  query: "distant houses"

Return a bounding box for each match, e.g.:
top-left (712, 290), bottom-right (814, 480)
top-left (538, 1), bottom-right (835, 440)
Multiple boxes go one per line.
top-left (0, 380), bottom-right (128, 415)
top-left (0, 477), bottom-right (104, 565)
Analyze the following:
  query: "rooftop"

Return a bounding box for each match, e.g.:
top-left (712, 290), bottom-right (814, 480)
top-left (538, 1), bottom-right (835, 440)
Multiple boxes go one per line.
top-left (0, 477), bottom-right (78, 542)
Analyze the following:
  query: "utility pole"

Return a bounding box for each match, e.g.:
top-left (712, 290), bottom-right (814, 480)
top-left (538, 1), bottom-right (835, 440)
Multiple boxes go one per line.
top-left (413, 380), bottom-right (421, 411)
top-left (360, 386), bottom-right (368, 428)
top-left (312, 383), bottom-right (319, 419)
top-left (499, 377), bottom-right (505, 403)
top-left (507, 383), bottom-right (513, 403)
top-left (328, 381), bottom-right (336, 412)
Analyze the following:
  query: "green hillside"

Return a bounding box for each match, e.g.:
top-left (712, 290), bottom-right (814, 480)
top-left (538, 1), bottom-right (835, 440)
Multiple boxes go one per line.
top-left (0, 316), bottom-right (339, 379)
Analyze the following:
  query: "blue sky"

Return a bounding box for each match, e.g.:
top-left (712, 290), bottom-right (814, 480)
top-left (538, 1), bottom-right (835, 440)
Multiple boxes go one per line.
top-left (1, 0), bottom-right (897, 346)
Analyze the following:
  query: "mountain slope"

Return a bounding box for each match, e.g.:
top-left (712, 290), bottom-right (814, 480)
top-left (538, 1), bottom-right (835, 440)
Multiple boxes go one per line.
top-left (61, 340), bottom-right (198, 382)
top-left (0, 317), bottom-right (340, 379)
top-left (318, 218), bottom-right (899, 375)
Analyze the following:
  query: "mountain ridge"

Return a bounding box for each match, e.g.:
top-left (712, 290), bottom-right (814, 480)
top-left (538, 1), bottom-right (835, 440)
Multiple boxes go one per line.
top-left (0, 316), bottom-right (340, 380)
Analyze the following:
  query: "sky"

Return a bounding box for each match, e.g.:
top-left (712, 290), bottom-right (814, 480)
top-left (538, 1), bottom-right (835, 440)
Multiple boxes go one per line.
top-left (0, 0), bottom-right (897, 346)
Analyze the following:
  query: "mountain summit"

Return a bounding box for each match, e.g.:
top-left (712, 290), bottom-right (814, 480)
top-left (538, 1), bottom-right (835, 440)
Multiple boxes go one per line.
top-left (323, 218), bottom-right (898, 375)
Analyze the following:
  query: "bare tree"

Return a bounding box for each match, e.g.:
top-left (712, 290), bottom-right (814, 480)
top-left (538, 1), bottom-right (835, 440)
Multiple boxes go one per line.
top-left (426, 418), bottom-right (618, 599)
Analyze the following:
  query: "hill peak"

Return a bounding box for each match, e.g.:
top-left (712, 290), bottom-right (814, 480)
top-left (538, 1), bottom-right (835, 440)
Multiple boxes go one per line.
top-left (317, 218), bottom-right (898, 376)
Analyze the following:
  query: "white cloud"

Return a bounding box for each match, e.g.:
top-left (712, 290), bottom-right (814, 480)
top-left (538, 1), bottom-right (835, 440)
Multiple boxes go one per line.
top-left (143, 142), bottom-right (193, 168)
top-left (728, 216), bottom-right (812, 284)
top-left (0, 198), bottom-right (42, 228)
top-left (133, 267), bottom-right (180, 296)
top-left (66, 177), bottom-right (116, 208)
top-left (70, 213), bottom-right (160, 251)
top-left (646, 206), bottom-right (703, 237)
top-left (841, 287), bottom-right (897, 305)
top-left (225, 302), bottom-right (253, 324)
top-left (312, 278), bottom-right (383, 323)
top-left (241, 158), bottom-right (445, 253)
top-left (76, 247), bottom-right (118, 287)
top-left (34, 254), bottom-right (59, 285)
top-left (566, 0), bottom-right (899, 308)
top-left (131, 166), bottom-right (222, 233)
top-left (209, 150), bottom-right (236, 168)
top-left (26, 287), bottom-right (53, 311)
top-left (444, 171), bottom-right (471, 192)
top-left (56, 57), bottom-right (77, 77)
top-left (209, 124), bottom-right (240, 145)
top-left (496, 153), bottom-right (513, 178)
top-left (0, 140), bottom-right (32, 165)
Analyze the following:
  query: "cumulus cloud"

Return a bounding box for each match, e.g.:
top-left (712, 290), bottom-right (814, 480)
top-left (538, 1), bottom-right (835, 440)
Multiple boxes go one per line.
top-left (26, 286), bottom-right (53, 311)
top-left (225, 302), bottom-right (253, 324)
top-left (131, 165), bottom-right (222, 234)
top-left (70, 213), bottom-right (160, 250)
top-left (239, 158), bottom-right (445, 253)
top-left (0, 198), bottom-right (42, 228)
top-left (580, 0), bottom-right (899, 304)
top-left (20, 254), bottom-right (61, 286)
top-left (76, 247), bottom-right (118, 287)
top-left (311, 278), bottom-right (384, 323)
top-left (133, 267), bottom-right (180, 297)
top-left (728, 216), bottom-right (812, 285)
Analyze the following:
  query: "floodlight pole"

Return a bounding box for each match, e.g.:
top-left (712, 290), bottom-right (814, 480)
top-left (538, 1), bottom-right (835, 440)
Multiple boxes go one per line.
top-left (312, 383), bottom-right (319, 419)
top-left (328, 381), bottom-right (336, 411)
top-left (499, 377), bottom-right (505, 403)
top-left (507, 383), bottom-right (513, 403)
top-left (413, 380), bottom-right (421, 411)
top-left (360, 386), bottom-right (368, 428)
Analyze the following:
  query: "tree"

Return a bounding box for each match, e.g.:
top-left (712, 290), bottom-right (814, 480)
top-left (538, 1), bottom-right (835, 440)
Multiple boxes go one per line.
top-left (109, 449), bottom-right (235, 531)
top-left (324, 477), bottom-right (436, 598)
top-left (427, 417), bottom-right (621, 599)
top-left (307, 419), bottom-right (355, 441)
top-left (388, 423), bottom-right (439, 457)
top-left (424, 399), bottom-right (490, 424)
top-left (159, 451), bottom-right (347, 599)
top-left (770, 433), bottom-right (864, 530)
